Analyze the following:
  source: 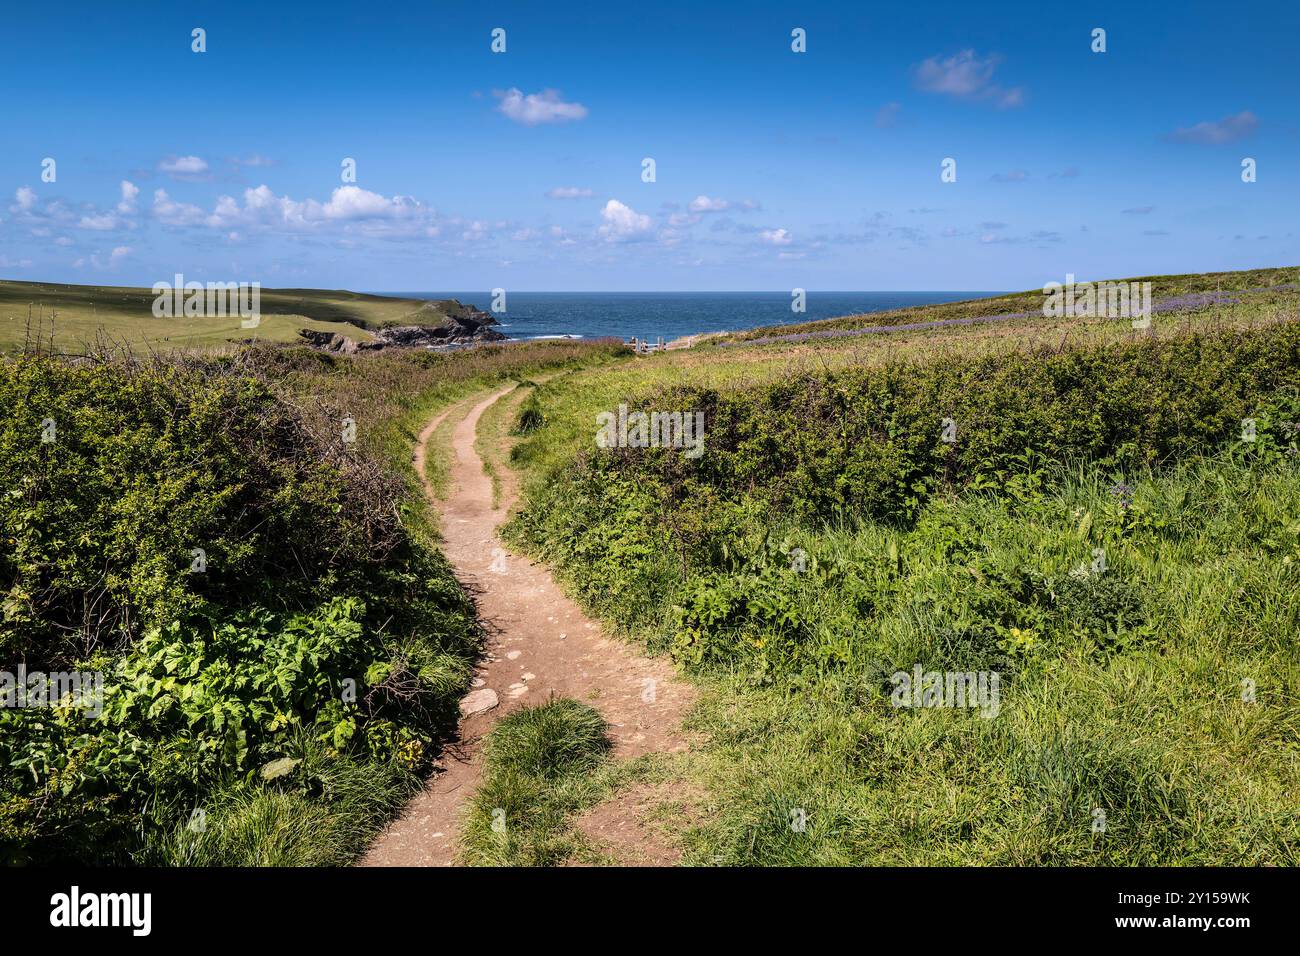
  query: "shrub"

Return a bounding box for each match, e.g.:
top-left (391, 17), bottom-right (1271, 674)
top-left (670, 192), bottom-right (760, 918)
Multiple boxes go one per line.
top-left (0, 352), bottom-right (479, 864)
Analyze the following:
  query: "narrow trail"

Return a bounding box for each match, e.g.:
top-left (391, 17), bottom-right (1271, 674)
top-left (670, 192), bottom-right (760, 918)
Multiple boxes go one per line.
top-left (361, 385), bottom-right (694, 866)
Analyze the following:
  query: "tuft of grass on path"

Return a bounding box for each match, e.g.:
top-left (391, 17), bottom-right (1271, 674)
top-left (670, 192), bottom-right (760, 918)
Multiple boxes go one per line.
top-left (461, 697), bottom-right (614, 866)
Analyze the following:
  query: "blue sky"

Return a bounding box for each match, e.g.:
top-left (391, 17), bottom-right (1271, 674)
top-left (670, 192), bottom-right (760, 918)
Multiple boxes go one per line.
top-left (1, 0), bottom-right (1297, 291)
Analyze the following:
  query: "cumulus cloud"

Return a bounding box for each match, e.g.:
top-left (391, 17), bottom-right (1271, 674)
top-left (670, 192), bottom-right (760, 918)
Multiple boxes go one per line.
top-left (12, 184), bottom-right (137, 234)
top-left (458, 219), bottom-right (495, 241)
top-left (760, 228), bottom-right (792, 246)
top-left (1165, 110), bottom-right (1258, 144)
top-left (77, 214), bottom-right (119, 230)
top-left (74, 246), bottom-right (132, 270)
top-left (116, 180), bottom-right (139, 214)
top-left (159, 155), bottom-right (210, 179)
top-left (913, 50), bottom-right (1024, 108)
top-left (546, 186), bottom-right (594, 199)
top-left (494, 88), bottom-right (588, 125)
top-left (152, 188), bottom-right (207, 226)
top-left (688, 195), bottom-right (732, 213)
top-left (598, 199), bottom-right (653, 241)
top-left (201, 185), bottom-right (430, 232)
top-left (317, 185), bottom-right (422, 220)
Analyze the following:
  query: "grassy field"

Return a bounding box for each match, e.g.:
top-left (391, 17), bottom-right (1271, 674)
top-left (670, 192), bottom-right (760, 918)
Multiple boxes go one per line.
top-left (495, 265), bottom-right (1300, 865)
top-left (723, 265), bottom-right (1300, 343)
top-left (0, 278), bottom-right (488, 354)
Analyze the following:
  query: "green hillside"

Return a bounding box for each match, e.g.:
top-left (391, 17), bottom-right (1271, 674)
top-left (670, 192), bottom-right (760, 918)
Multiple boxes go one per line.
top-left (0, 279), bottom-right (483, 354)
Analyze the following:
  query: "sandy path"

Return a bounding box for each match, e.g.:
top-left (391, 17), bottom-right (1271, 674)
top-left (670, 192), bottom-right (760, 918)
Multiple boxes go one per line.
top-left (361, 386), bottom-right (693, 866)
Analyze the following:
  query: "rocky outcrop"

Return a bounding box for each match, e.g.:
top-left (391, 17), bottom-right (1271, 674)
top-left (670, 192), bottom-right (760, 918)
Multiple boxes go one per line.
top-left (297, 299), bottom-right (506, 353)
top-left (298, 329), bottom-right (368, 353)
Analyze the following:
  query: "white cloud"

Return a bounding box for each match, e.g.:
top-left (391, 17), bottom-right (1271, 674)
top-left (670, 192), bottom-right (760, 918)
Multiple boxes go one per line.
top-left (598, 199), bottom-right (653, 242)
top-left (1165, 110), bottom-right (1259, 144)
top-left (159, 155), bottom-right (210, 178)
top-left (546, 186), bottom-right (594, 199)
top-left (200, 185), bottom-right (430, 232)
top-left (760, 228), bottom-right (792, 246)
top-left (689, 195), bottom-right (730, 213)
top-left (0, 254), bottom-right (33, 268)
top-left (116, 180), bottom-right (139, 214)
top-left (77, 213), bottom-right (119, 230)
top-left (319, 185), bottom-right (421, 220)
top-left (494, 88), bottom-right (589, 125)
top-left (75, 246), bottom-right (131, 270)
top-left (913, 50), bottom-right (1024, 108)
top-left (13, 185), bottom-right (134, 233)
top-left (152, 188), bottom-right (207, 226)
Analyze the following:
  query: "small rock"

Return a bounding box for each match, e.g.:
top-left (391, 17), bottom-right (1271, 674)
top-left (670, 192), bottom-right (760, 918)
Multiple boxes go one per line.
top-left (521, 672), bottom-right (536, 681)
top-left (506, 650), bottom-right (522, 660)
top-left (559, 632), bottom-right (567, 641)
top-left (460, 688), bottom-right (499, 716)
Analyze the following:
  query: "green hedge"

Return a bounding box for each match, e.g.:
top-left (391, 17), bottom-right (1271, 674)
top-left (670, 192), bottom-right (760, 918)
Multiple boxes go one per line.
top-left (596, 324), bottom-right (1300, 525)
top-left (0, 356), bottom-right (477, 863)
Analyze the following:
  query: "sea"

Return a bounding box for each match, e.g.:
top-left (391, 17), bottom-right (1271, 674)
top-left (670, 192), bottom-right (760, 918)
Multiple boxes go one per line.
top-left (389, 292), bottom-right (1003, 343)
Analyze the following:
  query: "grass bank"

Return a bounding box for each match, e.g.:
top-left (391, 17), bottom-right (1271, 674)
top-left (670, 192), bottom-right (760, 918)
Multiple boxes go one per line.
top-left (501, 275), bottom-right (1300, 865)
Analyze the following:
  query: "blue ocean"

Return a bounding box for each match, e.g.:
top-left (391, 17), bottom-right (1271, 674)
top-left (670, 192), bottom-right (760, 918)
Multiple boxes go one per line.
top-left (390, 292), bottom-right (1002, 342)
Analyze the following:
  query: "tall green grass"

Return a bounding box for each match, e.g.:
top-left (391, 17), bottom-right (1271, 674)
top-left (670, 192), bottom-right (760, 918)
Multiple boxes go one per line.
top-left (504, 320), bottom-right (1300, 865)
top-left (461, 698), bottom-right (612, 866)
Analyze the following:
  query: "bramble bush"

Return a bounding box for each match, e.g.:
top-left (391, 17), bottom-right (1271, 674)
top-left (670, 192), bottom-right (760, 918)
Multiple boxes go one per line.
top-left (512, 324), bottom-right (1300, 675)
top-left (0, 354), bottom-right (478, 863)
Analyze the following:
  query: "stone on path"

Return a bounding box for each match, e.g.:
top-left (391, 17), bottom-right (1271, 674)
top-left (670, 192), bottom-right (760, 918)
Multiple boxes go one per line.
top-left (460, 688), bottom-right (499, 716)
